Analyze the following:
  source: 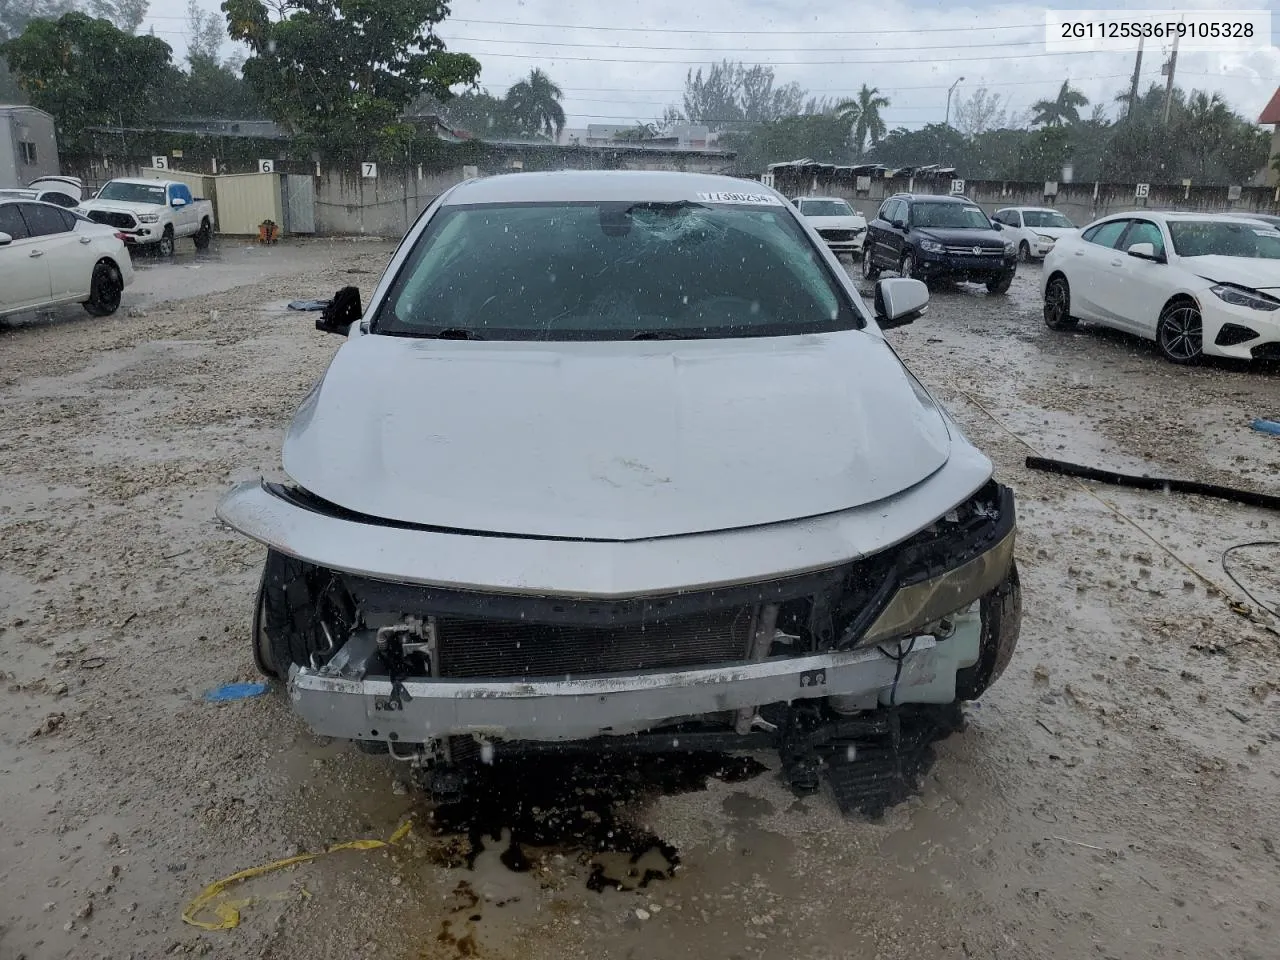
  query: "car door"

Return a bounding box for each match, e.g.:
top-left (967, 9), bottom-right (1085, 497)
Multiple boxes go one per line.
top-left (0, 203), bottom-right (52, 313)
top-left (880, 199), bottom-right (908, 266)
top-left (168, 183), bottom-right (197, 235)
top-left (1069, 219), bottom-right (1131, 324)
top-left (1109, 219), bottom-right (1171, 337)
top-left (22, 203), bottom-right (95, 302)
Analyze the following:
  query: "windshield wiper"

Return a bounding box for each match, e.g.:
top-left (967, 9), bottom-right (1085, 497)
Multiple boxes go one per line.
top-left (418, 328), bottom-right (486, 340)
top-left (631, 330), bottom-right (693, 340)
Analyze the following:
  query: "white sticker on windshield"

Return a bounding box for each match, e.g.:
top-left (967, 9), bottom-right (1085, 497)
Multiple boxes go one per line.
top-left (964, 206), bottom-right (982, 213)
top-left (1254, 229), bottom-right (1280, 237)
top-left (697, 191), bottom-right (783, 205)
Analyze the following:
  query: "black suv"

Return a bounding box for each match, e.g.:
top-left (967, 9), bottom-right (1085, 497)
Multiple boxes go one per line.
top-left (862, 194), bottom-right (1017, 294)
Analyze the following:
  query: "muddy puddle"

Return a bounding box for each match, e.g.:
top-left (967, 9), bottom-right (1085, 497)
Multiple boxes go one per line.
top-left (418, 752), bottom-right (767, 893)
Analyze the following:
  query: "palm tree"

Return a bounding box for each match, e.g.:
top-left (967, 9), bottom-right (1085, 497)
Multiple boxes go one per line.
top-left (836, 84), bottom-right (890, 156)
top-left (1181, 91), bottom-right (1234, 179)
top-left (1031, 81), bottom-right (1089, 127)
top-left (504, 68), bottom-right (566, 139)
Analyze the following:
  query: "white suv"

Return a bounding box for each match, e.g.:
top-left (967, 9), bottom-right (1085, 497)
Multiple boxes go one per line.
top-left (992, 207), bottom-right (1078, 261)
top-left (792, 196), bottom-right (868, 258)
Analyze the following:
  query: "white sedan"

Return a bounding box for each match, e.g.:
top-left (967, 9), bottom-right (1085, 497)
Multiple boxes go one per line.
top-left (1041, 211), bottom-right (1280, 363)
top-left (0, 198), bottom-right (134, 320)
top-left (992, 206), bottom-right (1077, 261)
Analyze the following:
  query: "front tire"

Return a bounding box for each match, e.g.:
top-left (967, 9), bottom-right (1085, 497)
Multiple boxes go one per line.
top-left (1043, 274), bottom-right (1077, 330)
top-left (193, 218), bottom-right (211, 251)
top-left (900, 251), bottom-right (918, 281)
top-left (861, 244), bottom-right (881, 281)
top-left (1017, 241), bottom-right (1030, 263)
top-left (254, 550), bottom-right (357, 679)
top-left (82, 259), bottom-right (123, 317)
top-left (1156, 299), bottom-right (1204, 364)
top-left (986, 271), bottom-right (1014, 295)
top-left (157, 227), bottom-right (175, 258)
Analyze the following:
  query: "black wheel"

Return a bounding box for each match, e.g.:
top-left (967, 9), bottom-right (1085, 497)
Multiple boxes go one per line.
top-left (986, 271), bottom-right (1014, 295)
top-left (193, 218), bottom-right (211, 251)
top-left (900, 252), bottom-right (918, 281)
top-left (82, 259), bottom-right (123, 317)
top-left (157, 227), bottom-right (175, 258)
top-left (861, 244), bottom-right (881, 281)
top-left (253, 549), bottom-right (357, 679)
top-left (1043, 274), bottom-right (1076, 330)
top-left (1017, 240), bottom-right (1030, 263)
top-left (1156, 300), bottom-right (1204, 364)
top-left (955, 563), bottom-right (1022, 701)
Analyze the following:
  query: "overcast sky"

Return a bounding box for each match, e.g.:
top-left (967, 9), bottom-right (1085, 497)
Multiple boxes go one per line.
top-left (141, 0), bottom-right (1280, 129)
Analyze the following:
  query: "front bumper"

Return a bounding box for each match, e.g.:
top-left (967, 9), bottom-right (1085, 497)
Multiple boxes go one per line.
top-left (1200, 298), bottom-right (1280, 360)
top-left (916, 252), bottom-right (1017, 280)
top-left (289, 637), bottom-right (944, 742)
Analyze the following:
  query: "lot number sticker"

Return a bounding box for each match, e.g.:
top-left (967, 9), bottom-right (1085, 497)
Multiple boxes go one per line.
top-left (258, 159), bottom-right (274, 173)
top-left (362, 162), bottom-right (378, 179)
top-left (1135, 183), bottom-right (1150, 199)
top-left (696, 191), bottom-right (781, 205)
top-left (151, 156), bottom-right (168, 170)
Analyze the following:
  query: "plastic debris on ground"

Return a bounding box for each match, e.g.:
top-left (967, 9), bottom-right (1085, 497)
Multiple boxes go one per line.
top-left (204, 681), bottom-right (269, 702)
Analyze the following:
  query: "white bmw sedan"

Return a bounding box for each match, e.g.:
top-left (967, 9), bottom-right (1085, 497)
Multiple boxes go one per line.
top-left (0, 198), bottom-right (135, 320)
top-left (1041, 211), bottom-right (1280, 364)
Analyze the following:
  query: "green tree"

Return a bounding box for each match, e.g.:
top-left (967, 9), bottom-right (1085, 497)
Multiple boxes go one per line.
top-left (223, 0), bottom-right (480, 156)
top-left (503, 68), bottom-right (565, 139)
top-left (835, 84), bottom-right (890, 156)
top-left (719, 113), bottom-right (852, 175)
top-left (866, 123), bottom-right (966, 169)
top-left (432, 89), bottom-right (521, 138)
top-left (1012, 125), bottom-right (1070, 179)
top-left (1031, 80), bottom-right (1089, 127)
top-left (0, 0), bottom-right (78, 101)
top-left (3, 11), bottom-right (172, 148)
top-left (680, 60), bottom-right (809, 130)
top-left (614, 122), bottom-right (658, 141)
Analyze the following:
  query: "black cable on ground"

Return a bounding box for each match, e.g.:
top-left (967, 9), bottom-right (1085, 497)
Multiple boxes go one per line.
top-left (1222, 541), bottom-right (1280, 620)
top-left (1024, 456), bottom-right (1280, 512)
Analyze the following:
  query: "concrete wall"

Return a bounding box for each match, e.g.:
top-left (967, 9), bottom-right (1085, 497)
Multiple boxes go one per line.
top-left (774, 170), bottom-right (1280, 226)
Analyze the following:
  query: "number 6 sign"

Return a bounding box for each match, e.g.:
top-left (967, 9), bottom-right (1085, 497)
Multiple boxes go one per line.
top-left (258, 159), bottom-right (274, 174)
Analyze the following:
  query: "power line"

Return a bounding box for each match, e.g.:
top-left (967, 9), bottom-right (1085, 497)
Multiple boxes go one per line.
top-left (438, 34), bottom-right (1046, 53)
top-left (446, 17), bottom-right (1048, 36)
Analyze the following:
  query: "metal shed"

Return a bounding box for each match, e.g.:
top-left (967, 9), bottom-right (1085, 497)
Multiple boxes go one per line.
top-left (0, 105), bottom-right (59, 188)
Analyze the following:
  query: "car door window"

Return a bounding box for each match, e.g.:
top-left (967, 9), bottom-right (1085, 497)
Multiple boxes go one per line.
top-left (21, 203), bottom-right (72, 238)
top-left (0, 204), bottom-right (30, 240)
top-left (1081, 220), bottom-right (1130, 249)
top-left (1119, 220), bottom-right (1165, 258)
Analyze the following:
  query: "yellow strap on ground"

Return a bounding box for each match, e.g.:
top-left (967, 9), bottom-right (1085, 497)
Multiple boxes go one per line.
top-left (181, 823), bottom-right (412, 931)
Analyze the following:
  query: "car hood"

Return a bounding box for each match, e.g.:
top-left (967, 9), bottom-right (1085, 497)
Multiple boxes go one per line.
top-left (806, 215), bottom-right (867, 229)
top-left (915, 227), bottom-right (1005, 247)
top-left (283, 331), bottom-right (954, 541)
top-left (79, 200), bottom-right (160, 216)
top-left (1183, 255), bottom-right (1280, 293)
top-left (1026, 226), bottom-right (1076, 239)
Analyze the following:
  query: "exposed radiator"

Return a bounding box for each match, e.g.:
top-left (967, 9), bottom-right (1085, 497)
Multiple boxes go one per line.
top-left (436, 608), bottom-right (756, 680)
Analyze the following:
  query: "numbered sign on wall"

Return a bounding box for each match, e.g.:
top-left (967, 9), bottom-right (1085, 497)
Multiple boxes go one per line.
top-left (151, 156), bottom-right (168, 170)
top-left (760, 173), bottom-right (775, 189)
top-left (362, 162), bottom-right (378, 180)
top-left (258, 159), bottom-right (275, 174)
top-left (1135, 183), bottom-right (1150, 199)
top-left (950, 179), bottom-right (966, 195)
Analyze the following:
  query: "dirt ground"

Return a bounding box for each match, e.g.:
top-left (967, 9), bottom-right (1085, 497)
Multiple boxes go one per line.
top-left (1, 239), bottom-right (1278, 960)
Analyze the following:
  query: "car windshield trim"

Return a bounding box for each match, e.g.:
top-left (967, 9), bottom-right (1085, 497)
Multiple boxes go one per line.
top-left (371, 199), bottom-right (864, 341)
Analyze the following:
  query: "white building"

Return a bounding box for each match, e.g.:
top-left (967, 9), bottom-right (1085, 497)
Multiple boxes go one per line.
top-left (0, 105), bottom-right (59, 188)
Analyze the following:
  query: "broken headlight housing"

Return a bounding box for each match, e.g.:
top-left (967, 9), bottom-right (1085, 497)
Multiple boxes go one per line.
top-left (837, 481), bottom-right (1016, 648)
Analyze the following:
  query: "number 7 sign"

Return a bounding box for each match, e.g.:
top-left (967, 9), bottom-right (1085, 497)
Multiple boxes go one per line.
top-left (362, 162), bottom-right (378, 179)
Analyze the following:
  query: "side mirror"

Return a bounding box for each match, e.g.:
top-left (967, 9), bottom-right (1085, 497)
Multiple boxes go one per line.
top-left (1126, 241), bottom-right (1163, 262)
top-left (0, 232), bottom-right (11, 246)
top-left (171, 197), bottom-right (187, 208)
top-left (892, 219), bottom-right (906, 230)
top-left (874, 277), bottom-right (929, 330)
top-left (992, 221), bottom-right (1003, 231)
top-left (317, 286), bottom-right (362, 335)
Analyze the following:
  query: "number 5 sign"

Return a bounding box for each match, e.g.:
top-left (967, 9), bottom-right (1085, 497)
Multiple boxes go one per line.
top-left (151, 155), bottom-right (168, 170)
top-left (362, 162), bottom-right (378, 179)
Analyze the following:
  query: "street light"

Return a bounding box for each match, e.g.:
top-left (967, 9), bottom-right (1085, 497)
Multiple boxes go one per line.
top-left (945, 76), bottom-right (965, 128)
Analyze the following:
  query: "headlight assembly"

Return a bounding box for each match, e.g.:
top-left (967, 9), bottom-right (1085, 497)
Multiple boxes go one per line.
top-left (138, 213), bottom-right (160, 223)
top-left (1211, 284), bottom-right (1280, 312)
top-left (918, 239), bottom-right (944, 254)
top-left (1004, 241), bottom-right (1017, 256)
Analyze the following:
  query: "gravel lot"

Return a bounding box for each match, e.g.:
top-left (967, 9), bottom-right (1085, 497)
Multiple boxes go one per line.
top-left (2, 242), bottom-right (1278, 960)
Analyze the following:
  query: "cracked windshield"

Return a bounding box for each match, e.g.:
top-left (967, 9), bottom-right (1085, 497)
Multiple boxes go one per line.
top-left (1, 1), bottom-right (1278, 958)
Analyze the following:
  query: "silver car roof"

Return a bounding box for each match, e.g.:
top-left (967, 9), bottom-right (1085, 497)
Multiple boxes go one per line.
top-left (442, 171), bottom-right (781, 206)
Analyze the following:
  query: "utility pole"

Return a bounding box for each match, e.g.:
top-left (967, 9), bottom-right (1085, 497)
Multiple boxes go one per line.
top-left (1161, 36), bottom-right (1179, 126)
top-left (1126, 38), bottom-right (1144, 120)
top-left (945, 76), bottom-right (965, 128)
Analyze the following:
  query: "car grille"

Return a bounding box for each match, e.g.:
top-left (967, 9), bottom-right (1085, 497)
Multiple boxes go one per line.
top-left (435, 608), bottom-right (756, 679)
top-left (819, 228), bottom-right (863, 242)
top-left (88, 211), bottom-right (137, 229)
top-left (943, 245), bottom-right (1003, 256)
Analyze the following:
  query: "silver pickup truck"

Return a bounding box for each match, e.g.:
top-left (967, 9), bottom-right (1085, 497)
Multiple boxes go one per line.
top-left (217, 171), bottom-right (1021, 797)
top-left (79, 178), bottom-right (214, 256)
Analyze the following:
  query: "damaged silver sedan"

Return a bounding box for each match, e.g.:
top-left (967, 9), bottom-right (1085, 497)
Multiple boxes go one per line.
top-left (217, 171), bottom-right (1021, 794)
